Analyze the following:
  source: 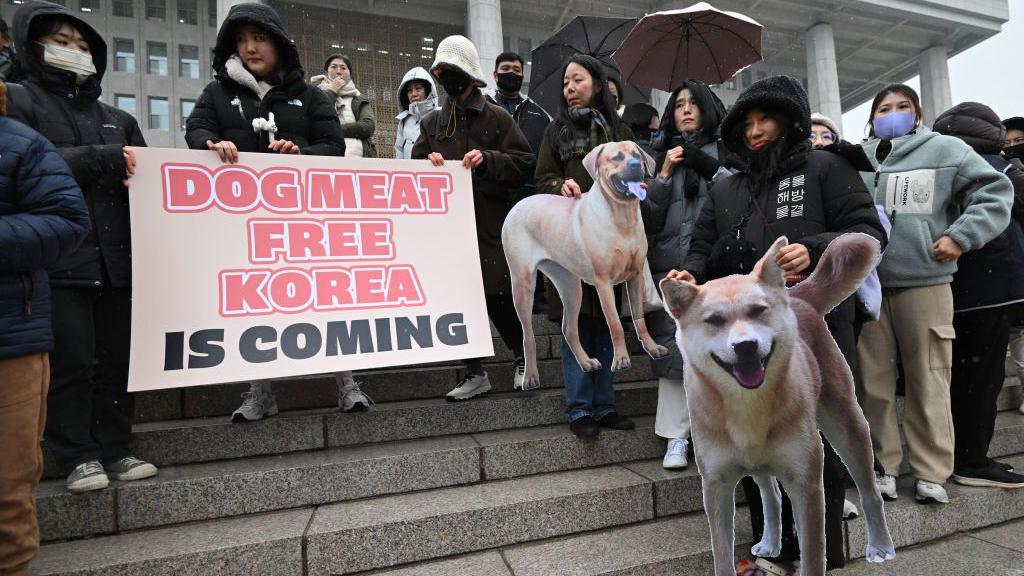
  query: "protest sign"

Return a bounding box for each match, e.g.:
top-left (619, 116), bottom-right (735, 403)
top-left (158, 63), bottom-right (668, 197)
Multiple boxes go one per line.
top-left (127, 148), bottom-right (493, 391)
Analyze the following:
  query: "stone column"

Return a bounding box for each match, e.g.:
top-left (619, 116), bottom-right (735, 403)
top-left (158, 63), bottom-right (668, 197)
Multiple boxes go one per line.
top-left (805, 22), bottom-right (842, 127)
top-left (919, 45), bottom-right (952, 127)
top-left (217, 0), bottom-right (259, 29)
top-left (466, 0), bottom-right (503, 90)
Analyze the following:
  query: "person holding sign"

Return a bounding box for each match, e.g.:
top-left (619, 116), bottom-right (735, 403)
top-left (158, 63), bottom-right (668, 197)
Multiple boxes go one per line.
top-left (413, 35), bottom-right (535, 402)
top-left (9, 0), bottom-right (154, 494)
top-left (184, 3), bottom-right (365, 421)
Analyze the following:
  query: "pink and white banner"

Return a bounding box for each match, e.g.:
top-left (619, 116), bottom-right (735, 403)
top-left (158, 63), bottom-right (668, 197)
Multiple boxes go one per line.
top-left (127, 147), bottom-right (493, 391)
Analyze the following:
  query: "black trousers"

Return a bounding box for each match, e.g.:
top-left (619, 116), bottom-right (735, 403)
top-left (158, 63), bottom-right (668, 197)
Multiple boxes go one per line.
top-left (951, 304), bottom-right (1019, 469)
top-left (464, 293), bottom-right (525, 371)
top-left (741, 298), bottom-right (856, 569)
top-left (45, 287), bottom-right (135, 474)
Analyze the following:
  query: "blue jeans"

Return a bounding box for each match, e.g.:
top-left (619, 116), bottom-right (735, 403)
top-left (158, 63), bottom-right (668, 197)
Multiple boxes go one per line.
top-left (563, 314), bottom-right (616, 422)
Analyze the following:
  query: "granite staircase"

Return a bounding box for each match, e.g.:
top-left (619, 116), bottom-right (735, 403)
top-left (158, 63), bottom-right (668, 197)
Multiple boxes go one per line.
top-left (28, 316), bottom-right (1024, 575)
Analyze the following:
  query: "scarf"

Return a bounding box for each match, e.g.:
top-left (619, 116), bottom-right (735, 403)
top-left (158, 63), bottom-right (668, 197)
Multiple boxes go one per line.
top-left (226, 55), bottom-right (273, 100)
top-left (557, 107), bottom-right (612, 162)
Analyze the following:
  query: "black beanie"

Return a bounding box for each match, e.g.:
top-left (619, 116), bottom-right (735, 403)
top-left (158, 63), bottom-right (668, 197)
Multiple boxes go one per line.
top-left (720, 75), bottom-right (810, 153)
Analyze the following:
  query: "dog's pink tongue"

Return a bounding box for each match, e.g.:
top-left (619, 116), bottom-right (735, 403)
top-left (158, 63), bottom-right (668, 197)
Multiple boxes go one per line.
top-left (732, 362), bottom-right (765, 389)
top-left (627, 181), bottom-right (647, 200)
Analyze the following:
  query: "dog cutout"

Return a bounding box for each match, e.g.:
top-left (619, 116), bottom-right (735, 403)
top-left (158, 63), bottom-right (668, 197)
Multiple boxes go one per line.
top-left (659, 233), bottom-right (895, 576)
top-left (502, 140), bottom-right (670, 390)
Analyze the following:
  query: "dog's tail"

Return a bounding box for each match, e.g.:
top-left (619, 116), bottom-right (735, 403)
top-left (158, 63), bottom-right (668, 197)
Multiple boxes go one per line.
top-left (788, 233), bottom-right (882, 315)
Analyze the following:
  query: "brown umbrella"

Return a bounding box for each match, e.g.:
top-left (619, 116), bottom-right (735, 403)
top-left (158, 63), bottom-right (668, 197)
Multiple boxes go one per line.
top-left (613, 2), bottom-right (763, 91)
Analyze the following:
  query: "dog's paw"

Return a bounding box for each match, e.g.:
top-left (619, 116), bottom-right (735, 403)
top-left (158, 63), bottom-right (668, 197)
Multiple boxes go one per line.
top-left (751, 538), bottom-right (782, 559)
top-left (645, 344), bottom-right (669, 359)
top-left (610, 355), bottom-right (632, 372)
top-left (865, 544), bottom-right (896, 563)
top-left (579, 357), bottom-right (602, 372)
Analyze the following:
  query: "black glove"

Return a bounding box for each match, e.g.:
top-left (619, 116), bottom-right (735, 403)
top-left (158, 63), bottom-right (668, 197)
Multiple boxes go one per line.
top-left (824, 139), bottom-right (873, 172)
top-left (681, 145), bottom-right (721, 181)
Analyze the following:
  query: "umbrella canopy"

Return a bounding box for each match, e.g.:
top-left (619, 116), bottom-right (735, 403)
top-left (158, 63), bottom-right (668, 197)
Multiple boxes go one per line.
top-left (613, 2), bottom-right (762, 91)
top-left (528, 15), bottom-right (651, 117)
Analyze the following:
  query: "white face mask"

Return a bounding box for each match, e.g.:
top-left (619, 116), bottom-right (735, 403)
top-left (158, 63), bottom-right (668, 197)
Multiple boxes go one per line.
top-left (38, 42), bottom-right (96, 81)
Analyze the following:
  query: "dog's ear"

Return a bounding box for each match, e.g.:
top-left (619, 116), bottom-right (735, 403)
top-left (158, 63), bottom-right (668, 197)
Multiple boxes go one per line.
top-left (752, 236), bottom-right (787, 288)
top-left (582, 143), bottom-right (607, 180)
top-left (634, 142), bottom-right (656, 178)
top-left (660, 277), bottom-right (699, 320)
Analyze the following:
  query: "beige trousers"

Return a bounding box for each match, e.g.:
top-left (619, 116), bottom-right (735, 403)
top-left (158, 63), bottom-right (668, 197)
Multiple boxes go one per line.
top-left (857, 284), bottom-right (956, 483)
top-left (655, 377), bottom-right (691, 439)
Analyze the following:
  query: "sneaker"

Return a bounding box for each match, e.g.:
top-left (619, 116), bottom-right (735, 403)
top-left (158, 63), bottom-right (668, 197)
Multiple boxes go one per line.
top-left (66, 460), bottom-right (109, 494)
top-left (106, 456), bottom-right (158, 482)
top-left (569, 415), bottom-right (600, 438)
top-left (989, 458), bottom-right (1014, 472)
top-left (446, 372), bottom-right (491, 402)
top-left (513, 358), bottom-right (534, 391)
top-left (876, 472), bottom-right (898, 500)
top-left (843, 498), bottom-right (860, 519)
top-left (914, 479), bottom-right (950, 504)
top-left (662, 437), bottom-right (689, 469)
top-left (596, 411), bottom-right (635, 430)
top-left (337, 377), bottom-right (373, 413)
top-left (231, 383), bottom-right (279, 423)
top-left (953, 463), bottom-right (1024, 488)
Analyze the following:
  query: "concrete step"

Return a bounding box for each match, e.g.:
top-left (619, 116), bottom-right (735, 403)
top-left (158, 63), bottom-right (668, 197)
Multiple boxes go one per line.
top-left (42, 380), bottom-right (659, 479)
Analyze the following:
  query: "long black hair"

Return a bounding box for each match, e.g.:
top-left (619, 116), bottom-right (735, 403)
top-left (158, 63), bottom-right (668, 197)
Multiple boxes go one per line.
top-left (550, 53), bottom-right (626, 157)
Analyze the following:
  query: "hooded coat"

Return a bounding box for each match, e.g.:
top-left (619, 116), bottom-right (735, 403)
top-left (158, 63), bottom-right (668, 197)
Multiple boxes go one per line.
top-left (0, 81), bottom-right (89, 358)
top-left (394, 67), bottom-right (437, 160)
top-left (184, 3), bottom-right (344, 158)
top-left (11, 0), bottom-right (146, 289)
top-left (682, 75), bottom-right (886, 283)
top-left (933, 102), bottom-right (1024, 312)
top-left (642, 80), bottom-right (728, 379)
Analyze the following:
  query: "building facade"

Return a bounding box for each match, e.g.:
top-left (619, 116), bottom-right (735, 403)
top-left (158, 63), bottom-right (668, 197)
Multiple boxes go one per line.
top-left (2, 0), bottom-right (1009, 153)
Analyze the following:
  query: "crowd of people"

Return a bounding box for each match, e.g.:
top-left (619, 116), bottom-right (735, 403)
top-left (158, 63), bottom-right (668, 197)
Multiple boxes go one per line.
top-left (0, 1), bottom-right (1022, 574)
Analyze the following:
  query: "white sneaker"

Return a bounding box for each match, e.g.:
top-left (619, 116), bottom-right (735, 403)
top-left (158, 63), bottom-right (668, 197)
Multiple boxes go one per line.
top-left (106, 456), bottom-right (158, 482)
top-left (231, 382), bottom-right (279, 423)
top-left (876, 473), bottom-right (898, 501)
top-left (915, 479), bottom-right (950, 504)
top-left (66, 460), bottom-right (109, 494)
top-left (843, 498), bottom-right (859, 520)
top-left (662, 437), bottom-right (689, 469)
top-left (446, 372), bottom-right (491, 402)
top-left (337, 377), bottom-right (373, 412)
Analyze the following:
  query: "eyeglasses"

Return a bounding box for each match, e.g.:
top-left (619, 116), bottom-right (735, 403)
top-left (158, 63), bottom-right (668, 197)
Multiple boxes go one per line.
top-left (809, 132), bottom-right (835, 144)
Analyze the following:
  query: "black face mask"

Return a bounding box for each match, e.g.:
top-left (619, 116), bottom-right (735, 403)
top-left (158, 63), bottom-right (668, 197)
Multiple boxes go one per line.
top-left (495, 72), bottom-right (523, 94)
top-left (438, 70), bottom-right (471, 99)
top-left (1004, 143), bottom-right (1024, 161)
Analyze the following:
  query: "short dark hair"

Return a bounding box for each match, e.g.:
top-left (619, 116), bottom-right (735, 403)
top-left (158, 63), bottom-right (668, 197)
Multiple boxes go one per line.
top-left (495, 51), bottom-right (524, 70)
top-left (0, 17), bottom-right (11, 40)
top-left (867, 84), bottom-right (922, 138)
top-left (323, 53), bottom-right (353, 79)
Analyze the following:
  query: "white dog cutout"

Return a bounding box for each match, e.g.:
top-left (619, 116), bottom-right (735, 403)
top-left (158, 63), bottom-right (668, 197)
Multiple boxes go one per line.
top-left (660, 234), bottom-right (896, 576)
top-left (502, 141), bottom-right (670, 389)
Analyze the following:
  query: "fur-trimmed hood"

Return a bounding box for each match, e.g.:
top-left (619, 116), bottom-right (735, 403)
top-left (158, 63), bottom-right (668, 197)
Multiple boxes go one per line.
top-left (213, 3), bottom-right (302, 87)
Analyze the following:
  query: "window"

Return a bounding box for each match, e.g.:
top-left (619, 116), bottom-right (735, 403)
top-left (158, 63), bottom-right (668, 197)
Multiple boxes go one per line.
top-left (145, 0), bottom-right (164, 20)
top-left (79, 0), bottom-right (99, 12)
top-left (179, 44), bottom-right (199, 78)
top-left (207, 0), bottom-right (216, 26)
top-left (147, 42), bottom-right (168, 75)
top-left (115, 94), bottom-right (136, 117)
top-left (149, 97), bottom-right (169, 130)
top-left (177, 0), bottom-right (196, 24)
top-left (180, 99), bottom-right (195, 129)
top-left (111, 0), bottom-right (132, 16)
top-left (113, 38), bottom-right (135, 73)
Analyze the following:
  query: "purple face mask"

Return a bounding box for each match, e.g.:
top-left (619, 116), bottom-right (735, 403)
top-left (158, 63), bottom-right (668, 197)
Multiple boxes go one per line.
top-left (873, 111), bottom-right (917, 140)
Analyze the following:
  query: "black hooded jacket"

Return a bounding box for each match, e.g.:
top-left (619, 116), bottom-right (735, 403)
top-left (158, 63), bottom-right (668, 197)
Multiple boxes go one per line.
top-left (681, 75), bottom-right (886, 282)
top-left (12, 0), bottom-right (146, 289)
top-left (933, 102), bottom-right (1024, 312)
top-left (184, 3), bottom-right (344, 157)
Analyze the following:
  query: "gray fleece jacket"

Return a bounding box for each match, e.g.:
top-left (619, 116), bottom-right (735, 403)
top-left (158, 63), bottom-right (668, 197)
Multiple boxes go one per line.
top-left (861, 126), bottom-right (1012, 288)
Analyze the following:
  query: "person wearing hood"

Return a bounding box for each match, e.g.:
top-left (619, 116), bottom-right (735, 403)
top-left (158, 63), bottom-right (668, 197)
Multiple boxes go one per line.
top-left (10, 0), bottom-right (155, 495)
top-left (412, 35), bottom-right (535, 402)
top-left (534, 53), bottom-right (636, 438)
top-left (641, 80), bottom-right (728, 470)
top-left (185, 4), bottom-right (359, 423)
top-left (311, 54), bottom-right (376, 157)
top-left (855, 84), bottom-right (1011, 507)
top-left (185, 3), bottom-right (344, 163)
top-left (394, 66), bottom-right (437, 159)
top-left (0, 79), bottom-right (89, 575)
top-left (0, 18), bottom-right (13, 81)
top-left (621, 102), bottom-right (659, 158)
top-left (672, 75), bottom-right (886, 573)
top-left (932, 102), bottom-right (1024, 489)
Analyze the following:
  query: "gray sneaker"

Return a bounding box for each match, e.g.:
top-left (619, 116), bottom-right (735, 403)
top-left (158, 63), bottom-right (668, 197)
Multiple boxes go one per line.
top-left (446, 372), bottom-right (491, 402)
top-left (337, 378), bottom-right (373, 412)
top-left (106, 456), bottom-right (158, 481)
top-left (67, 460), bottom-right (109, 494)
top-left (231, 383), bottom-right (278, 423)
